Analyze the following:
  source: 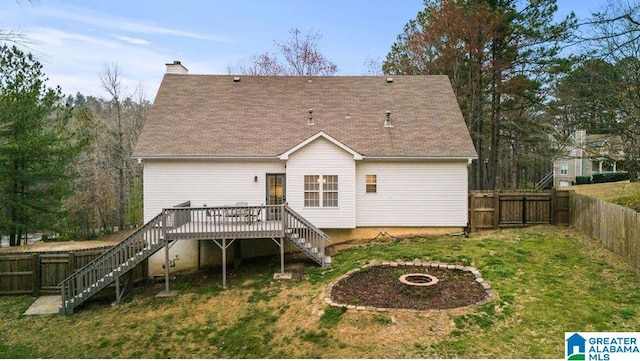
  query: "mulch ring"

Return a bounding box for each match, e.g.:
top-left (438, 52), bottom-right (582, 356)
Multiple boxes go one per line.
top-left (325, 261), bottom-right (496, 312)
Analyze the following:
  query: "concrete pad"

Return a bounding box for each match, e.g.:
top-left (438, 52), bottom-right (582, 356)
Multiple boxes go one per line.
top-left (273, 272), bottom-right (292, 280)
top-left (23, 295), bottom-right (61, 315)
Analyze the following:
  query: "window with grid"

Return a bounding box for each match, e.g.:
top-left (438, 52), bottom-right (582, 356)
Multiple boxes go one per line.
top-left (366, 174), bottom-right (377, 193)
top-left (304, 175), bottom-right (320, 207)
top-left (560, 164), bottom-right (568, 175)
top-left (322, 175), bottom-right (338, 207)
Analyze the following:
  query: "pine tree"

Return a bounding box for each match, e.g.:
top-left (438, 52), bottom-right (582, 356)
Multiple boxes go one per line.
top-left (0, 45), bottom-right (84, 246)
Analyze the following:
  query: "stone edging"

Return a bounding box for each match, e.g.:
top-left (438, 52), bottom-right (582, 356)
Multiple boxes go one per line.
top-left (323, 260), bottom-right (497, 313)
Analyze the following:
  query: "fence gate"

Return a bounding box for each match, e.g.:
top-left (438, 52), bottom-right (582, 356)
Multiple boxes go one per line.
top-left (469, 190), bottom-right (570, 232)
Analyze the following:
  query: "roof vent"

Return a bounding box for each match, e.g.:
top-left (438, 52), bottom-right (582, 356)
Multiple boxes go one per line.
top-left (308, 109), bottom-right (314, 125)
top-left (386, 77), bottom-right (394, 83)
top-left (233, 77), bottom-right (240, 82)
top-left (384, 111), bottom-right (393, 128)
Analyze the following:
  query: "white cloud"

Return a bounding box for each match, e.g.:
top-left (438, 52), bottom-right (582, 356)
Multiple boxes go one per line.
top-left (21, 28), bottom-right (170, 99)
top-left (115, 36), bottom-right (150, 46)
top-left (39, 6), bottom-right (232, 42)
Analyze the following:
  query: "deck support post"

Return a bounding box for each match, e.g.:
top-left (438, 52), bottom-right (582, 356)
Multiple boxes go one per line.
top-left (212, 238), bottom-right (235, 289)
top-left (271, 237), bottom-right (291, 280)
top-left (280, 237), bottom-right (285, 274)
top-left (222, 238), bottom-right (227, 289)
top-left (115, 273), bottom-right (120, 303)
top-left (164, 238), bottom-right (170, 294)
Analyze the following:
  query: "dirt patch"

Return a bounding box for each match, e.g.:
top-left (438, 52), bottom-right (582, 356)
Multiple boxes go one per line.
top-left (329, 265), bottom-right (490, 311)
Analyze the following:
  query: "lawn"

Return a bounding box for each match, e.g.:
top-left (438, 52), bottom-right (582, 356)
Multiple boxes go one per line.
top-left (1, 225), bottom-right (639, 358)
top-left (565, 180), bottom-right (640, 212)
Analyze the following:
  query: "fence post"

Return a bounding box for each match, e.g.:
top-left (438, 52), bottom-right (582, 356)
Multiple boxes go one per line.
top-left (32, 254), bottom-right (40, 297)
top-left (469, 192), bottom-right (476, 233)
top-left (550, 189), bottom-right (557, 225)
top-left (494, 192), bottom-right (500, 229)
top-left (68, 252), bottom-right (76, 278)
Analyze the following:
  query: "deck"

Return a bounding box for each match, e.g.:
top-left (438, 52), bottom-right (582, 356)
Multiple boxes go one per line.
top-left (59, 203), bottom-right (330, 315)
top-left (165, 206), bottom-right (286, 240)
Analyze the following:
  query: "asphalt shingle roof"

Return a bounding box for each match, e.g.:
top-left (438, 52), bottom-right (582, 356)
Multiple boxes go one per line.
top-left (133, 74), bottom-right (477, 159)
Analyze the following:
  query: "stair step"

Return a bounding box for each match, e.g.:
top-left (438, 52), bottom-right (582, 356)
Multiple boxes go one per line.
top-left (324, 256), bottom-right (332, 264)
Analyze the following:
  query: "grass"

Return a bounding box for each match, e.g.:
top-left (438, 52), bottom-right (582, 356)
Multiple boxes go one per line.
top-left (1, 225), bottom-right (639, 358)
top-left (565, 180), bottom-right (640, 211)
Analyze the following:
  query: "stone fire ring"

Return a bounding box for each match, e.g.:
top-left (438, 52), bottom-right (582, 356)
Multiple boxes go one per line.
top-left (323, 260), bottom-right (497, 313)
top-left (399, 273), bottom-right (439, 287)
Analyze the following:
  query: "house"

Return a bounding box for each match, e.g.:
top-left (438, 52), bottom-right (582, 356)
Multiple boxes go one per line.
top-left (553, 130), bottom-right (624, 187)
top-left (132, 61), bottom-right (478, 276)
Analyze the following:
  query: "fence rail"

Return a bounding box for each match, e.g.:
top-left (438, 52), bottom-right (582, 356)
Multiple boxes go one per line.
top-left (0, 249), bottom-right (147, 296)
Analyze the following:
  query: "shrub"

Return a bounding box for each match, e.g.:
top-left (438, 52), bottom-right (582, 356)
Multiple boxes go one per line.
top-left (575, 176), bottom-right (591, 185)
top-left (592, 172), bottom-right (629, 184)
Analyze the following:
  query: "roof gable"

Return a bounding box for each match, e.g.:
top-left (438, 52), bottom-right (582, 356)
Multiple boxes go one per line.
top-left (134, 74), bottom-right (477, 160)
top-left (278, 131), bottom-right (363, 160)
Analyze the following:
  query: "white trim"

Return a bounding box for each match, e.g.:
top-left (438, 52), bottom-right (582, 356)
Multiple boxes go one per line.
top-left (278, 131), bottom-right (364, 160)
top-left (132, 155), bottom-right (278, 160)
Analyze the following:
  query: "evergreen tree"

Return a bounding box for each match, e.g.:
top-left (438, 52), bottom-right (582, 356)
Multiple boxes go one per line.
top-left (383, 0), bottom-right (576, 189)
top-left (0, 45), bottom-right (84, 246)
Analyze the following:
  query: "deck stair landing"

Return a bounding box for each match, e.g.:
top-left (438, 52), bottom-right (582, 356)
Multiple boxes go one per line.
top-left (59, 203), bottom-right (330, 315)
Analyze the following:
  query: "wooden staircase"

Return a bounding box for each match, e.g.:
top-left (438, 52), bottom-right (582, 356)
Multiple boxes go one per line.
top-left (282, 204), bottom-right (332, 267)
top-left (534, 171), bottom-right (554, 190)
top-left (59, 210), bottom-right (172, 315)
top-left (59, 203), bottom-right (330, 315)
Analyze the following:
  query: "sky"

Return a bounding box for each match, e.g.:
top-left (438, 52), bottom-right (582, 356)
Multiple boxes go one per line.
top-left (2, 0), bottom-right (604, 100)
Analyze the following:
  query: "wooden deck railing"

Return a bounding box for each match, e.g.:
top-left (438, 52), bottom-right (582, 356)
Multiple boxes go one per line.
top-left (58, 202), bottom-right (330, 314)
top-left (59, 210), bottom-right (169, 315)
top-left (166, 205), bottom-right (285, 240)
top-left (283, 204), bottom-right (331, 267)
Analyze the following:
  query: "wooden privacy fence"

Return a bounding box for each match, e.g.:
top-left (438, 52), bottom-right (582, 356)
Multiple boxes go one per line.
top-left (469, 190), bottom-right (570, 232)
top-left (0, 248), bottom-right (147, 296)
top-left (571, 192), bottom-right (640, 269)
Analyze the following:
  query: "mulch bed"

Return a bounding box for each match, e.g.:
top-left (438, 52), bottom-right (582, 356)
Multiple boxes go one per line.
top-left (330, 265), bottom-right (489, 310)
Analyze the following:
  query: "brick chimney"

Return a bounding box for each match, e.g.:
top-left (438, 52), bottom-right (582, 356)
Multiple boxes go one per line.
top-left (165, 61), bottom-right (188, 74)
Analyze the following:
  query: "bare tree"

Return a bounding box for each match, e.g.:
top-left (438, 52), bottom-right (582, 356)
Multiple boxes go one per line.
top-left (98, 64), bottom-right (149, 230)
top-left (579, 0), bottom-right (640, 181)
top-left (241, 28), bottom-right (338, 76)
top-left (1, 0), bottom-right (37, 45)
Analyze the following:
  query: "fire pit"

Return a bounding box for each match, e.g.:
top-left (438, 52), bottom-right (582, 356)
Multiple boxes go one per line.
top-left (399, 273), bottom-right (440, 297)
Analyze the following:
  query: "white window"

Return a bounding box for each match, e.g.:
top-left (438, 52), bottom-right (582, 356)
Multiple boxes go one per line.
top-left (366, 174), bottom-right (377, 193)
top-left (304, 175), bottom-right (319, 207)
top-left (560, 164), bottom-right (568, 175)
top-left (304, 175), bottom-right (338, 207)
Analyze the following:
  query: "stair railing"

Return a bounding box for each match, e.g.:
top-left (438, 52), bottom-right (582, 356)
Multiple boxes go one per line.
top-left (59, 209), bottom-right (171, 315)
top-left (282, 204), bottom-right (331, 267)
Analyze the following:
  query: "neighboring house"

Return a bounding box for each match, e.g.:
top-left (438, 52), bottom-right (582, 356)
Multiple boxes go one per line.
top-left (553, 130), bottom-right (624, 187)
top-left (133, 61), bottom-right (478, 275)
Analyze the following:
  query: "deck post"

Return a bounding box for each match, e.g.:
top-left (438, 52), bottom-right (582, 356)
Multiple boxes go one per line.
top-left (164, 238), bottom-right (170, 293)
top-left (280, 237), bottom-right (285, 274)
top-left (115, 273), bottom-right (121, 303)
top-left (222, 238), bottom-right (227, 289)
